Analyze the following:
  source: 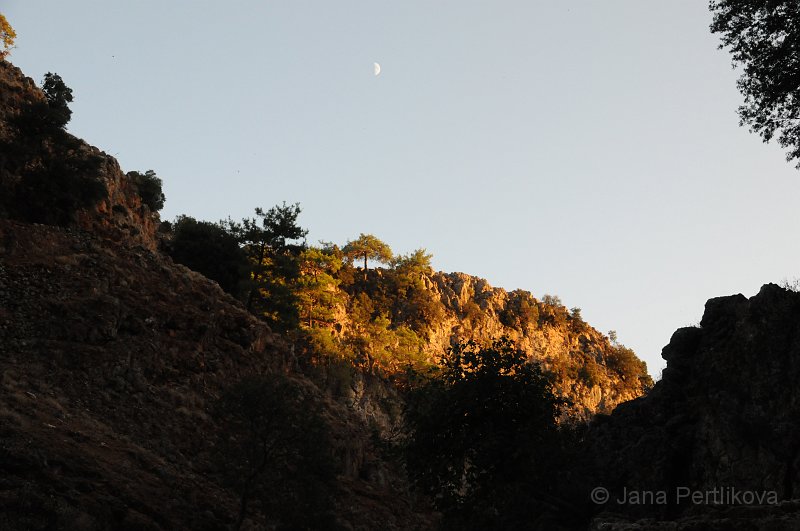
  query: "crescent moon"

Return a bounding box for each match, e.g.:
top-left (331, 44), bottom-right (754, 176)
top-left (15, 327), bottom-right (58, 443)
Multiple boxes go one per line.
top-left (373, 62), bottom-right (381, 76)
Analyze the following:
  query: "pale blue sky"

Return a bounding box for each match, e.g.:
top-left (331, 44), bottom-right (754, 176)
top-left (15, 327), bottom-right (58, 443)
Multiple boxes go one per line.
top-left (6, 1), bottom-right (800, 377)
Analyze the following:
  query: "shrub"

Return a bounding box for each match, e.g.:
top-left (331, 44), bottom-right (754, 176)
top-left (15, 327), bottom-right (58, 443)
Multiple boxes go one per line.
top-left (128, 170), bottom-right (165, 212)
top-left (3, 139), bottom-right (106, 225)
top-left (168, 216), bottom-right (248, 297)
top-left (606, 344), bottom-right (654, 390)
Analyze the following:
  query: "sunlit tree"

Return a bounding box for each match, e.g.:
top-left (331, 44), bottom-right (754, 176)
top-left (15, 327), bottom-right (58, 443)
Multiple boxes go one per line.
top-left (0, 14), bottom-right (16, 59)
top-left (342, 233), bottom-right (393, 279)
top-left (226, 203), bottom-right (307, 330)
top-left (296, 247), bottom-right (343, 328)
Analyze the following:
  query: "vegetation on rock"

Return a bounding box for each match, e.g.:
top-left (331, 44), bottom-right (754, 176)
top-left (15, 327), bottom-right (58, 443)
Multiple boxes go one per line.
top-left (127, 170), bottom-right (165, 212)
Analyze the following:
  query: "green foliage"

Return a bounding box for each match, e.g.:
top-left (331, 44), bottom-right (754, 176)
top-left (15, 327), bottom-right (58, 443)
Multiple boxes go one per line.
top-left (297, 247), bottom-right (344, 328)
top-left (226, 203), bottom-right (308, 331)
top-left (168, 216), bottom-right (248, 296)
top-left (342, 233), bottom-right (393, 274)
top-left (404, 338), bottom-right (569, 529)
top-left (214, 374), bottom-right (339, 530)
top-left (578, 357), bottom-right (602, 388)
top-left (710, 0), bottom-right (800, 167)
top-left (127, 170), bottom-right (165, 212)
top-left (392, 248), bottom-right (433, 276)
top-left (375, 249), bottom-right (445, 335)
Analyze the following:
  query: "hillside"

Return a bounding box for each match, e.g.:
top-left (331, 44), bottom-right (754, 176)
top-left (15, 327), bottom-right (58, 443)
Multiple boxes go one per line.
top-left (0, 218), bottom-right (437, 529)
top-left (0, 57), bottom-right (650, 529)
top-left (298, 266), bottom-right (652, 418)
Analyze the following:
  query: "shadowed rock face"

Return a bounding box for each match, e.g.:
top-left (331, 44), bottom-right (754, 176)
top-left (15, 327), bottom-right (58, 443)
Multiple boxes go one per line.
top-left (586, 284), bottom-right (800, 528)
top-left (0, 60), bottom-right (160, 250)
top-left (0, 220), bottom-right (433, 530)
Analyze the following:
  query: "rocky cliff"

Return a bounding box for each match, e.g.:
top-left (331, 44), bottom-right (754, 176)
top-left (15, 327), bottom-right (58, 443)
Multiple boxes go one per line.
top-left (585, 284), bottom-right (800, 528)
top-left (322, 268), bottom-right (651, 420)
top-left (423, 272), bottom-right (649, 417)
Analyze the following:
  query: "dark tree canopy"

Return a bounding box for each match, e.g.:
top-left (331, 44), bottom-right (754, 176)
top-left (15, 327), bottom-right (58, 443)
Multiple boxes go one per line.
top-left (127, 170), bottom-right (165, 212)
top-left (41, 72), bottom-right (73, 129)
top-left (0, 73), bottom-right (105, 225)
top-left (404, 338), bottom-right (570, 529)
top-left (225, 203), bottom-right (308, 331)
top-left (214, 374), bottom-right (338, 530)
top-left (167, 216), bottom-right (248, 297)
top-left (710, 0), bottom-right (800, 166)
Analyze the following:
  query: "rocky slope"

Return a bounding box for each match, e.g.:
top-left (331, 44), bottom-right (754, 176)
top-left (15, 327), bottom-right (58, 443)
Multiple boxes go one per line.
top-left (0, 219), bottom-right (431, 529)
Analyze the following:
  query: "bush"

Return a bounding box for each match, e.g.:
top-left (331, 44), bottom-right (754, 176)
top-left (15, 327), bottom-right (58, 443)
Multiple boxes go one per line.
top-left (500, 290), bottom-right (539, 330)
top-left (0, 135), bottom-right (106, 225)
top-left (606, 345), bottom-right (653, 390)
top-left (168, 216), bottom-right (248, 297)
top-left (128, 170), bottom-right (165, 212)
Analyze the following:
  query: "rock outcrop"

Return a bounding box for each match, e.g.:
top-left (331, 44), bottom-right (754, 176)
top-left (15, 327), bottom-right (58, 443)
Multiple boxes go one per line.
top-left (424, 272), bottom-right (649, 417)
top-left (586, 284), bottom-right (800, 528)
top-left (0, 60), bottom-right (160, 250)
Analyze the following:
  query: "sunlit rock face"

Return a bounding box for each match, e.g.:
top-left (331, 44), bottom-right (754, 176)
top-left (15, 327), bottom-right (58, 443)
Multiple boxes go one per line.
top-left (421, 271), bottom-right (651, 417)
top-left (586, 284), bottom-right (800, 527)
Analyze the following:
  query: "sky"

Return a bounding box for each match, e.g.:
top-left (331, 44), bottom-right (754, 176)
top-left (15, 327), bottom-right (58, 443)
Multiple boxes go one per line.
top-left (5, 1), bottom-right (800, 377)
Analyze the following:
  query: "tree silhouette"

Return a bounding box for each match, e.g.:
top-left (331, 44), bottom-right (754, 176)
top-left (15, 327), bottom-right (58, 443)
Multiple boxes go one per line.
top-left (710, 0), bottom-right (800, 167)
top-left (127, 170), bottom-right (165, 212)
top-left (41, 73), bottom-right (74, 129)
top-left (405, 338), bottom-right (570, 529)
top-left (214, 374), bottom-right (338, 530)
top-left (167, 216), bottom-right (248, 296)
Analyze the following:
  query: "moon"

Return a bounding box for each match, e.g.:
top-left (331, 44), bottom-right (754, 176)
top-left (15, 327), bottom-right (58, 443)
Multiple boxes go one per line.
top-left (373, 62), bottom-right (381, 76)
